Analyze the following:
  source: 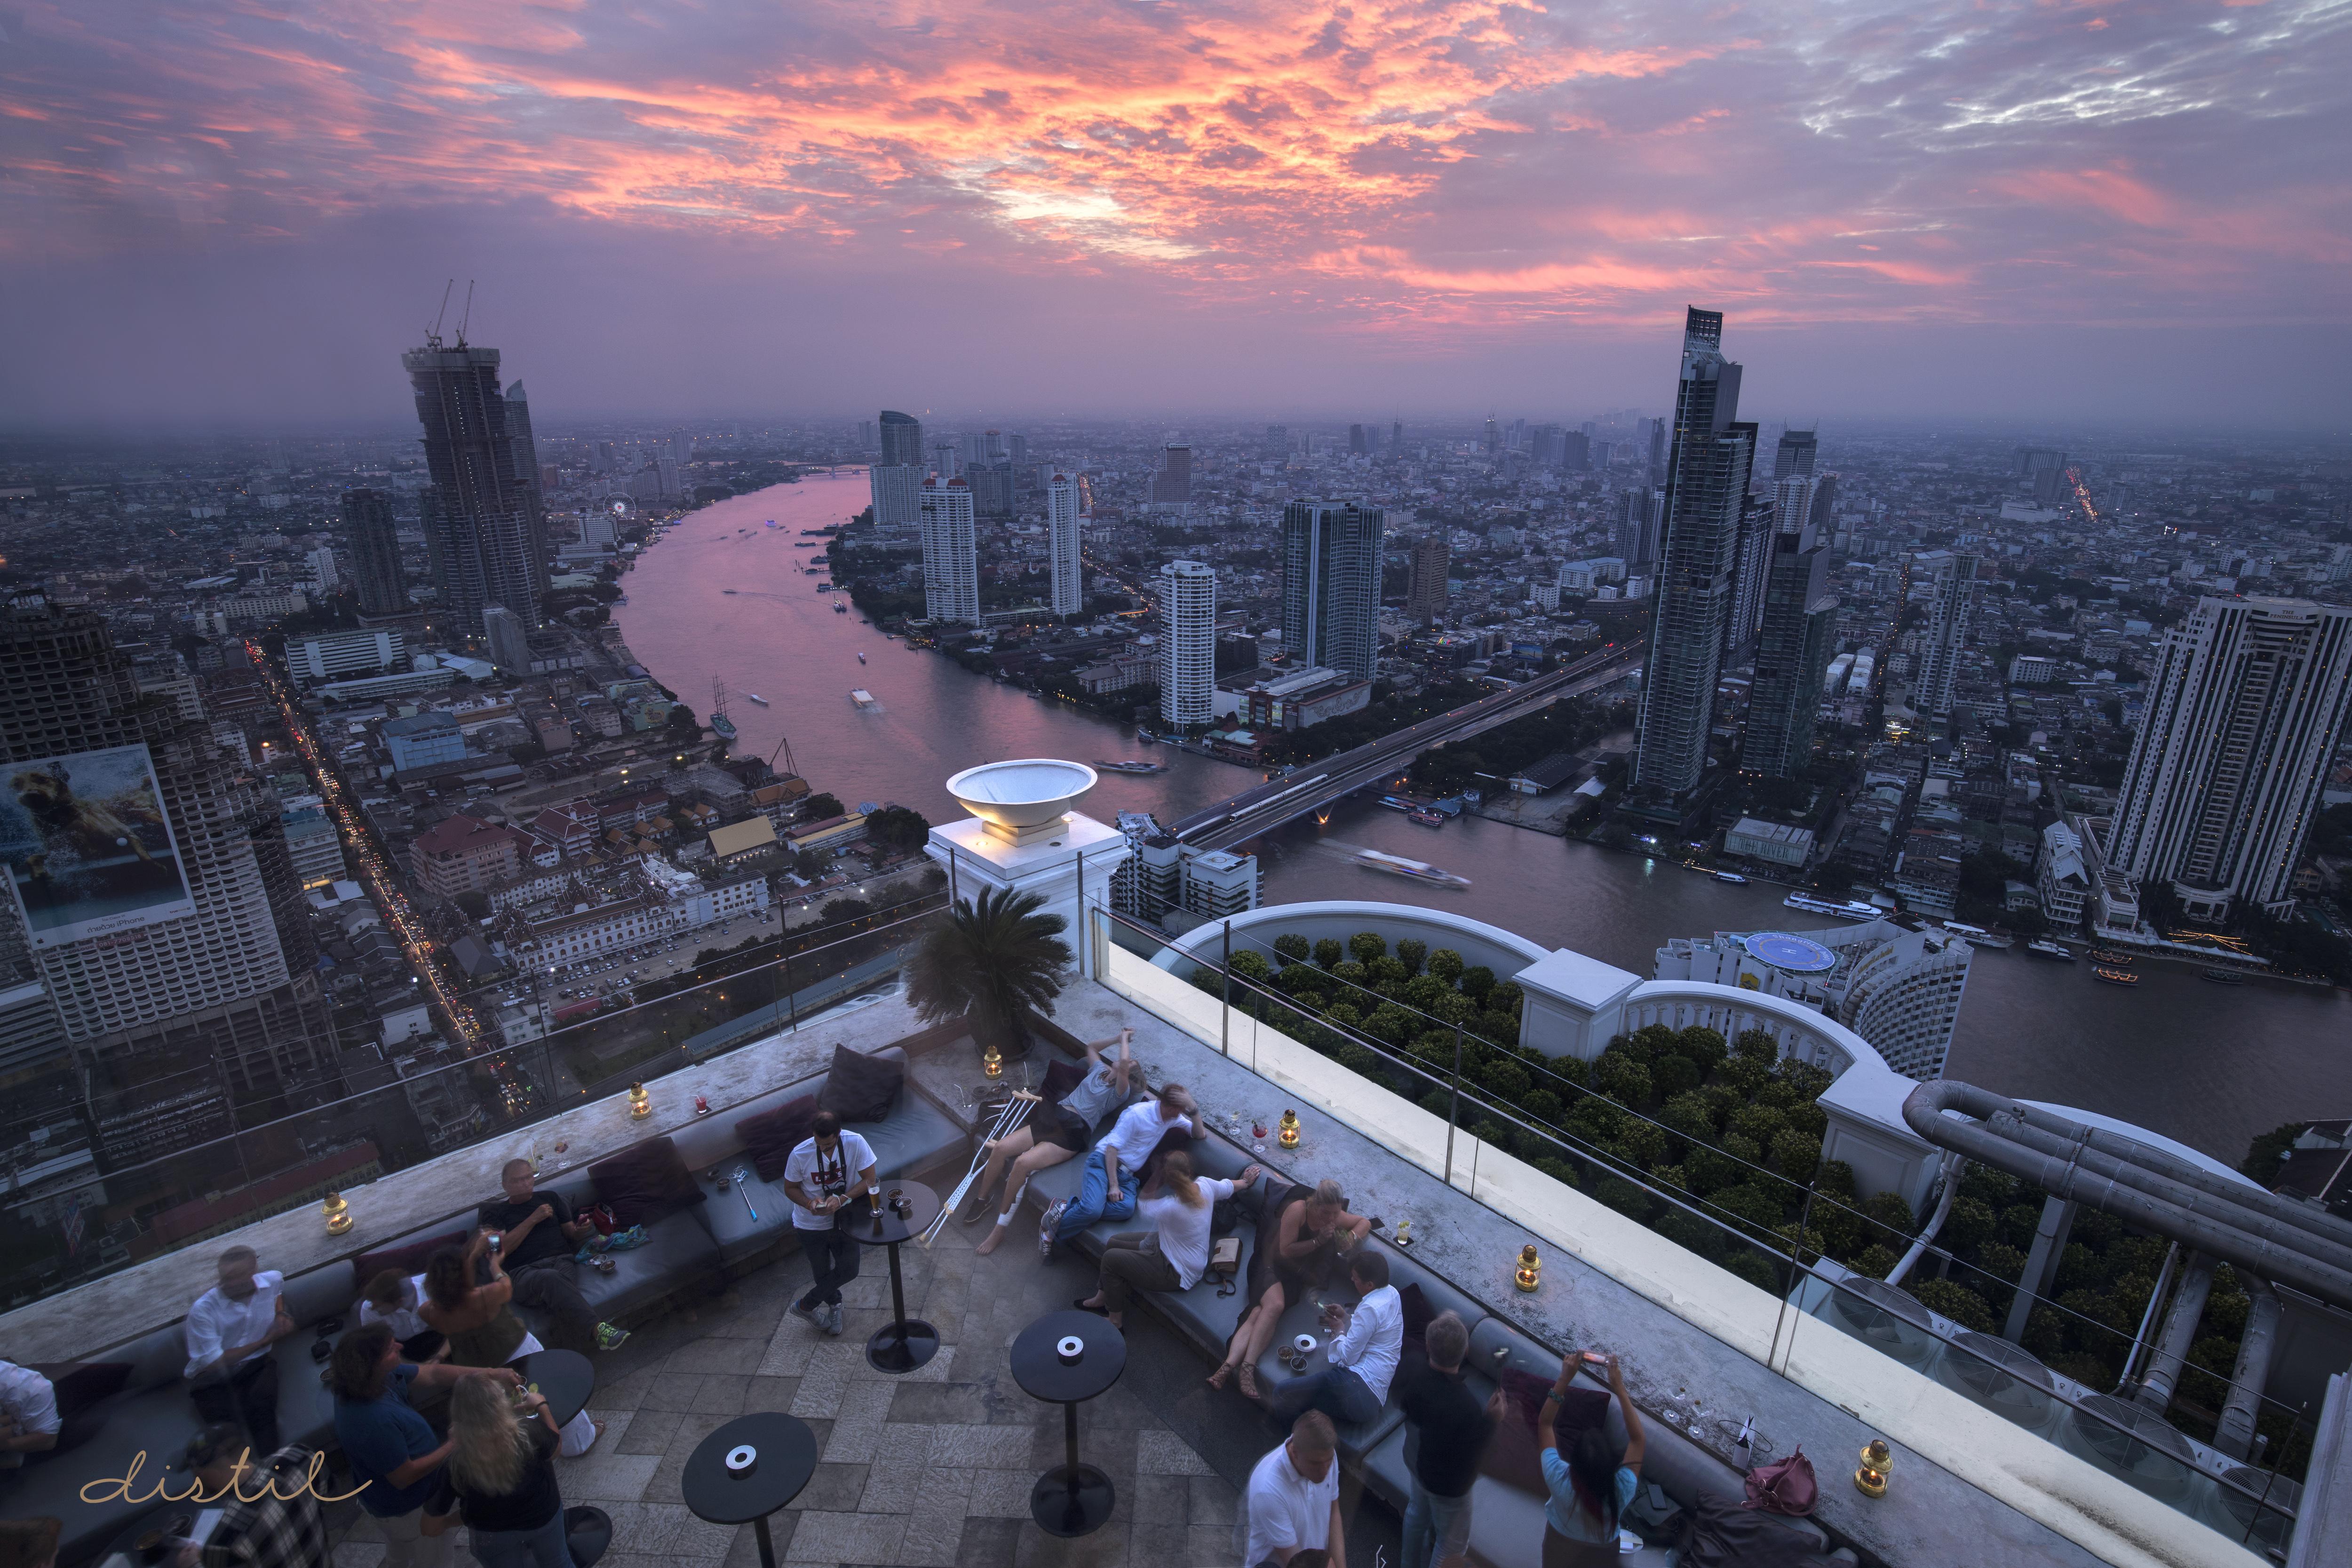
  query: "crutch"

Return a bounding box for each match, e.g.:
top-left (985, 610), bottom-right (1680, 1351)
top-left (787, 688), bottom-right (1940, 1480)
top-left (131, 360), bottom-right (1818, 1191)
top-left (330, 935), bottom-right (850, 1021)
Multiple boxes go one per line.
top-left (921, 1090), bottom-right (1038, 1246)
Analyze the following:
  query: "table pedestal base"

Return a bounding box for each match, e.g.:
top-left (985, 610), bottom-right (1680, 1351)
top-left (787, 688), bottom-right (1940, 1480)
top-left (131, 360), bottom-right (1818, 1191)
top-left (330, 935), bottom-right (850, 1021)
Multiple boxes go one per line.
top-left (866, 1317), bottom-right (939, 1374)
top-left (1028, 1463), bottom-right (1115, 1538)
top-left (564, 1506), bottom-right (612, 1568)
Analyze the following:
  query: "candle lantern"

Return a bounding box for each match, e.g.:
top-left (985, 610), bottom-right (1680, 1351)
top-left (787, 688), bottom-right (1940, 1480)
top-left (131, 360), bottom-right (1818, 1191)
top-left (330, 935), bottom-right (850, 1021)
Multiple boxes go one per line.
top-left (628, 1082), bottom-right (652, 1119)
top-left (981, 1041), bottom-right (1003, 1079)
top-left (1514, 1243), bottom-right (1542, 1293)
top-left (1278, 1109), bottom-right (1301, 1149)
top-left (322, 1192), bottom-right (353, 1236)
top-left (1855, 1439), bottom-right (1892, 1498)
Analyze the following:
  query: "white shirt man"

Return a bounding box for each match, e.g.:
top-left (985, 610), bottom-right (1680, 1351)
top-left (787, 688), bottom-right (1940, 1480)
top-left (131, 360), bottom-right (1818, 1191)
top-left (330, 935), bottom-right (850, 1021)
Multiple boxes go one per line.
top-left (184, 1261), bottom-right (287, 1379)
top-left (781, 1112), bottom-right (877, 1337)
top-left (1239, 1412), bottom-right (1345, 1567)
top-left (1326, 1278), bottom-right (1403, 1405)
top-left (0, 1360), bottom-right (60, 1468)
top-left (183, 1246), bottom-right (294, 1454)
top-left (1272, 1250), bottom-right (1402, 1433)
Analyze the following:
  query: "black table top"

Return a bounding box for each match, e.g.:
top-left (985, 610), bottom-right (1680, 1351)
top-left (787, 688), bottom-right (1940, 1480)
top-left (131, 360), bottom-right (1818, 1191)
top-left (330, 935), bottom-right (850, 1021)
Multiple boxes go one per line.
top-left (681, 1412), bottom-right (818, 1524)
top-left (1010, 1310), bottom-right (1127, 1405)
top-left (836, 1178), bottom-right (939, 1247)
top-left (513, 1348), bottom-right (595, 1428)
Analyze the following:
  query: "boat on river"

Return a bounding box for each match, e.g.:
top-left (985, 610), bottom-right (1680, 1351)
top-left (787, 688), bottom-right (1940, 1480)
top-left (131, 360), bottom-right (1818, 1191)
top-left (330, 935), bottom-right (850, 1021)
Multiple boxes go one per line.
top-left (2087, 948), bottom-right (2135, 966)
top-left (745, 693), bottom-right (770, 706)
top-left (2093, 966), bottom-right (2139, 987)
top-left (1783, 893), bottom-right (1881, 921)
top-left (2201, 968), bottom-right (2246, 986)
top-left (1714, 871), bottom-right (1748, 884)
top-left (1355, 850), bottom-right (1470, 888)
top-left (1406, 809), bottom-right (1446, 827)
top-left (709, 714), bottom-right (738, 741)
top-left (2025, 939), bottom-right (2074, 961)
top-left (858, 652), bottom-right (866, 663)
top-left (1095, 760), bottom-right (1166, 774)
top-left (833, 600), bottom-right (848, 613)
top-left (850, 689), bottom-right (876, 708)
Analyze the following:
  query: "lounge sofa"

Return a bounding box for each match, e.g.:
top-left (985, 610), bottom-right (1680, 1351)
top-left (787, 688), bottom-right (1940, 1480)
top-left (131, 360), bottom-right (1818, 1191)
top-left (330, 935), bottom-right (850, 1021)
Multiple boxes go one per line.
top-left (6, 1046), bottom-right (961, 1566)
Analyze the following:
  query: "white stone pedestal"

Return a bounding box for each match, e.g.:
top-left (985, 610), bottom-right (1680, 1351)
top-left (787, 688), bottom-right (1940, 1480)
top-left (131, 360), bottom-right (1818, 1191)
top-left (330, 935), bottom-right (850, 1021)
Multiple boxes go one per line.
top-left (926, 811), bottom-right (1131, 975)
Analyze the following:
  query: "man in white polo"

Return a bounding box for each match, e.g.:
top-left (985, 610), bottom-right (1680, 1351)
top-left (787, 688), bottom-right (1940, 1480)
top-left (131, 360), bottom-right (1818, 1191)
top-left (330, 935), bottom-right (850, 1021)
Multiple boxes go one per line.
top-left (1239, 1410), bottom-right (1346, 1567)
top-left (782, 1110), bottom-right (876, 1337)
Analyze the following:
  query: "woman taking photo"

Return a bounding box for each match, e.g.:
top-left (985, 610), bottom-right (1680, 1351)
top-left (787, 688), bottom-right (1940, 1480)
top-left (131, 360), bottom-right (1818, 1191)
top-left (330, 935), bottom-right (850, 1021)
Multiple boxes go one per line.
top-left (1209, 1178), bottom-right (1370, 1399)
top-left (1538, 1350), bottom-right (1645, 1568)
top-left (1073, 1151), bottom-right (1259, 1328)
top-left (422, 1376), bottom-right (572, 1568)
top-left (420, 1233), bottom-right (601, 1455)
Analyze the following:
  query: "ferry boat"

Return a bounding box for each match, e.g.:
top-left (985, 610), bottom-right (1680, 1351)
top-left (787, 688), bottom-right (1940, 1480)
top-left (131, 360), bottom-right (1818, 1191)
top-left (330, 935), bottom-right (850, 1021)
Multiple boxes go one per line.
top-left (2201, 968), bottom-right (2246, 986)
top-left (709, 714), bottom-right (738, 741)
top-left (1782, 893), bottom-right (1881, 922)
top-left (1939, 921), bottom-right (2014, 950)
top-left (1095, 760), bottom-right (1167, 775)
top-left (2093, 966), bottom-right (2139, 987)
top-left (1714, 871), bottom-right (1748, 884)
top-left (2087, 948), bottom-right (2135, 966)
top-left (2025, 939), bottom-right (2074, 961)
top-left (722, 589), bottom-right (738, 595)
top-left (745, 693), bottom-right (770, 706)
top-left (833, 600), bottom-right (848, 613)
top-left (1406, 809), bottom-right (1446, 827)
top-left (850, 689), bottom-right (876, 708)
top-left (1354, 850), bottom-right (1470, 888)
top-left (1377, 795), bottom-right (1422, 812)
top-left (858, 652), bottom-right (866, 663)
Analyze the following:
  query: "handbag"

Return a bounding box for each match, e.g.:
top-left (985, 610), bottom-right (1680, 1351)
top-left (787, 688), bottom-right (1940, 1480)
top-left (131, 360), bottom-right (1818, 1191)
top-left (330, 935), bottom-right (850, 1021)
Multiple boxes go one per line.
top-left (1742, 1445), bottom-right (1818, 1516)
top-left (1206, 1236), bottom-right (1244, 1297)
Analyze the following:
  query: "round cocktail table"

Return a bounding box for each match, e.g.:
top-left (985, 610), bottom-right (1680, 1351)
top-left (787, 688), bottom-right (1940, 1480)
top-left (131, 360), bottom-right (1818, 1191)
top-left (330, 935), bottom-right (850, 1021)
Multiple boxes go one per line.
top-left (837, 1178), bottom-right (941, 1373)
top-left (1010, 1309), bottom-right (1127, 1538)
top-left (681, 1412), bottom-right (818, 1568)
top-left (511, 1348), bottom-right (594, 1429)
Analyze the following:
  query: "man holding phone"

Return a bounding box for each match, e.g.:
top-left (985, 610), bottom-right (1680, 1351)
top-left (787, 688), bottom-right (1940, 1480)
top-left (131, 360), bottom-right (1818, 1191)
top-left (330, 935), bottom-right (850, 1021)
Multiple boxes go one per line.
top-left (783, 1111), bottom-right (877, 1337)
top-left (182, 1246), bottom-right (293, 1454)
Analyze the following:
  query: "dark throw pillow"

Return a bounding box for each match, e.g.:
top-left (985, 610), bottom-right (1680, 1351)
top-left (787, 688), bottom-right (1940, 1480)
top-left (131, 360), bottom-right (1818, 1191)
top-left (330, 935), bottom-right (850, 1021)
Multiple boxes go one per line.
top-left (352, 1230), bottom-right (468, 1293)
top-left (589, 1136), bottom-right (707, 1227)
top-left (1398, 1281), bottom-right (1434, 1354)
top-left (818, 1044), bottom-right (903, 1123)
top-left (738, 1094), bottom-right (821, 1184)
top-left (25, 1362), bottom-right (131, 1459)
top-left (1039, 1057), bottom-right (1089, 1105)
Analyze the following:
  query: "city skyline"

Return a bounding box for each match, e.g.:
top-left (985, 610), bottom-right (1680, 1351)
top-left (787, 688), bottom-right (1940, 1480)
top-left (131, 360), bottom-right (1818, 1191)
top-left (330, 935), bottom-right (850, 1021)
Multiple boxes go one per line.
top-left (3, 0), bottom-right (2348, 428)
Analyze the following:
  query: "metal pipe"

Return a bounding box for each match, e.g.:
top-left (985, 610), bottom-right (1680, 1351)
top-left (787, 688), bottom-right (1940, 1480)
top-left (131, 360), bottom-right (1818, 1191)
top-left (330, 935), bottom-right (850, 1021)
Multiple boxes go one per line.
top-left (1887, 1153), bottom-right (1960, 1286)
top-left (2215, 1281), bottom-right (2283, 1460)
top-left (2137, 1252), bottom-right (2215, 1411)
top-left (1903, 1081), bottom-right (2352, 1312)
top-left (2116, 1243), bottom-right (2180, 1396)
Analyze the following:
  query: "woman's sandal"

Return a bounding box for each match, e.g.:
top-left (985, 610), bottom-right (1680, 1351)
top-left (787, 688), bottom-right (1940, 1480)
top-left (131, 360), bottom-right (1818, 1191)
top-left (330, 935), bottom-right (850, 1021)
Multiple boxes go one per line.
top-left (1236, 1363), bottom-right (1261, 1401)
top-left (1206, 1366), bottom-right (1232, 1391)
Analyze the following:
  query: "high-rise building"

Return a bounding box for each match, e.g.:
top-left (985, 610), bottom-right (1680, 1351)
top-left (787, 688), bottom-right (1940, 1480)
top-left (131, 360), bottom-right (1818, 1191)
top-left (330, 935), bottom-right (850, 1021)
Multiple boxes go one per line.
top-left (1281, 501), bottom-right (1384, 680)
top-left (931, 441), bottom-right (960, 481)
top-left (1773, 428), bottom-right (1817, 483)
top-left (1349, 424), bottom-right (1368, 456)
top-left (1561, 431), bottom-right (1592, 473)
top-left (1046, 473), bottom-right (1084, 618)
top-left (1915, 553), bottom-right (1979, 718)
top-left (2108, 597), bottom-right (2352, 920)
top-left (869, 464), bottom-right (922, 527)
top-left (857, 418), bottom-right (876, 451)
top-left (2015, 447), bottom-right (2069, 508)
top-left (969, 462), bottom-right (1014, 518)
top-left (1633, 307), bottom-right (1756, 797)
top-left (306, 546), bottom-right (340, 595)
top-left (1262, 425), bottom-right (1289, 461)
top-left (1406, 540), bottom-right (1451, 624)
top-left (1482, 415), bottom-right (1500, 453)
top-left (1149, 444), bottom-right (1192, 511)
top-left (1724, 495), bottom-right (1773, 666)
top-left (878, 410), bottom-right (925, 467)
top-left (1615, 489), bottom-right (1663, 570)
top-left (918, 478), bottom-right (979, 624)
top-left (403, 337), bottom-right (546, 642)
top-left (1646, 416), bottom-right (1667, 487)
top-left (1391, 419), bottom-right (1404, 454)
top-left (1745, 475), bottom-right (1837, 778)
top-left (1158, 560), bottom-right (1217, 728)
top-left (1007, 434), bottom-right (1028, 471)
top-left (502, 381), bottom-right (548, 572)
top-left (482, 603), bottom-right (530, 674)
top-left (0, 598), bottom-right (327, 1094)
top-left (342, 488), bottom-right (407, 616)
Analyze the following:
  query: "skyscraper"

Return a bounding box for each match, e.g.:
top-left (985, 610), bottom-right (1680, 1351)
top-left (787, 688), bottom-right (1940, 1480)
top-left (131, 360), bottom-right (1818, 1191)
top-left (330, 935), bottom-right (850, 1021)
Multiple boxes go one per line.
top-left (1158, 560), bottom-right (1216, 728)
top-left (402, 337), bottom-right (545, 642)
top-left (1391, 419), bottom-right (1404, 454)
top-left (1046, 473), bottom-right (1084, 617)
top-left (918, 477), bottom-right (979, 624)
top-left (1615, 489), bottom-right (1662, 571)
top-left (1774, 427), bottom-right (1818, 482)
top-left (1745, 475), bottom-right (1838, 778)
top-left (1262, 425), bottom-right (1289, 461)
top-left (1281, 501), bottom-right (1384, 679)
top-left (1349, 424), bottom-right (1368, 456)
top-left (878, 410), bottom-right (925, 467)
top-left (1407, 539), bottom-right (1451, 624)
top-left (503, 381), bottom-right (549, 575)
top-left (1633, 307), bottom-right (1756, 797)
top-left (1724, 495), bottom-right (1773, 666)
top-left (1915, 553), bottom-right (1979, 718)
top-left (1646, 417), bottom-right (1667, 488)
top-left (2016, 447), bottom-right (2069, 508)
top-left (343, 488), bottom-right (406, 615)
top-left (2108, 597), bottom-right (2352, 920)
top-left (869, 464), bottom-right (922, 527)
top-left (1149, 443), bottom-right (1192, 511)
top-left (482, 603), bottom-right (530, 674)
top-left (1482, 415), bottom-right (1500, 453)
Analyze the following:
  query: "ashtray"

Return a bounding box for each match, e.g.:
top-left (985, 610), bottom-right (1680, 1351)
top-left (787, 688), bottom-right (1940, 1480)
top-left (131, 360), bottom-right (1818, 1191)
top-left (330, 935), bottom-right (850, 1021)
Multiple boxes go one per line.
top-left (1292, 1334), bottom-right (1316, 1357)
top-left (1056, 1335), bottom-right (1085, 1365)
top-left (724, 1444), bottom-right (757, 1474)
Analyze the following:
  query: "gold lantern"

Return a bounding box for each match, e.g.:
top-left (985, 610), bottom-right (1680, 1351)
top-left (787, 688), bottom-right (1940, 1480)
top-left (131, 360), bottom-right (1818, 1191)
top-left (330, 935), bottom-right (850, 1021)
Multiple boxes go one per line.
top-left (322, 1192), bottom-right (353, 1236)
top-left (1855, 1439), bottom-right (1892, 1498)
top-left (1514, 1243), bottom-right (1542, 1293)
top-left (1278, 1109), bottom-right (1301, 1150)
top-left (628, 1082), bottom-right (652, 1119)
top-left (981, 1041), bottom-right (1003, 1079)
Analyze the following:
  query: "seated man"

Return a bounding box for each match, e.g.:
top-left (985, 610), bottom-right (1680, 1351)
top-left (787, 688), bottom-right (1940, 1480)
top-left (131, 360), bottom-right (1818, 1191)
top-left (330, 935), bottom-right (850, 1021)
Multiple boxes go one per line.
top-left (1039, 1080), bottom-right (1202, 1259)
top-left (0, 1360), bottom-right (60, 1468)
top-left (170, 1423), bottom-right (326, 1568)
top-left (475, 1158), bottom-right (627, 1353)
top-left (960, 1027), bottom-right (1138, 1257)
top-left (1271, 1248), bottom-right (1400, 1434)
top-left (183, 1245), bottom-right (293, 1455)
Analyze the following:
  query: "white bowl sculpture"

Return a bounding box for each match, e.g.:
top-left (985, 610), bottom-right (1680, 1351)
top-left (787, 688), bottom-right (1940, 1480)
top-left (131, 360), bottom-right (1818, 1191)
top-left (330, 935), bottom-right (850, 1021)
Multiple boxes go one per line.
top-left (945, 759), bottom-right (1099, 844)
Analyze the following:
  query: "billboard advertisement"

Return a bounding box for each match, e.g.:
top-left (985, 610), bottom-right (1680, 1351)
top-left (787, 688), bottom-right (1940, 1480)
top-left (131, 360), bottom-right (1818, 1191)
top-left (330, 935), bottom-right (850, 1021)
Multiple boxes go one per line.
top-left (0, 743), bottom-right (196, 948)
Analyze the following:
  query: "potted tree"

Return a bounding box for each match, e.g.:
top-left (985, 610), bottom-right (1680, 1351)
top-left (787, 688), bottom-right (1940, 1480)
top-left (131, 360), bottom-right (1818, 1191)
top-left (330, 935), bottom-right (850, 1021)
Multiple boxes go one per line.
top-left (904, 887), bottom-right (1072, 1066)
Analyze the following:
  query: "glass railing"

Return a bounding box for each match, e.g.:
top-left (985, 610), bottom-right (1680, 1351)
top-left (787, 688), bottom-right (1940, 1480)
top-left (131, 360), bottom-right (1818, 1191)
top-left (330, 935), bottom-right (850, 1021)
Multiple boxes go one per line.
top-left (1088, 900), bottom-right (2306, 1558)
top-left (0, 890), bottom-right (950, 1313)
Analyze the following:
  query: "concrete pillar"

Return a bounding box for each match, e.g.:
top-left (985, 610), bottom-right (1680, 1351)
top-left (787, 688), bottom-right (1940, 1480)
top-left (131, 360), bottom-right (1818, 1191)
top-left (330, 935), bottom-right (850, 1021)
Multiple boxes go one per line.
top-left (2215, 1281), bottom-right (2283, 1460)
top-left (2137, 1252), bottom-right (2216, 1413)
top-left (2004, 1194), bottom-right (2077, 1343)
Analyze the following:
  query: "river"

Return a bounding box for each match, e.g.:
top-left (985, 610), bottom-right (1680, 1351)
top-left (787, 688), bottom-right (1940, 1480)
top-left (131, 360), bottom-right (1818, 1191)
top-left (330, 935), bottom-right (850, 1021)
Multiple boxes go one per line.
top-left (617, 476), bottom-right (2352, 1165)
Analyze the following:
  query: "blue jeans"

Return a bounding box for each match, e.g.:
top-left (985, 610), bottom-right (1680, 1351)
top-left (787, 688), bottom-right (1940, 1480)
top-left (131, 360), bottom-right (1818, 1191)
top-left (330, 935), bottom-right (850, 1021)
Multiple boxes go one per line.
top-left (468, 1512), bottom-right (574, 1568)
top-left (1271, 1367), bottom-right (1383, 1431)
top-left (1055, 1148), bottom-right (1138, 1239)
top-left (1403, 1476), bottom-right (1473, 1568)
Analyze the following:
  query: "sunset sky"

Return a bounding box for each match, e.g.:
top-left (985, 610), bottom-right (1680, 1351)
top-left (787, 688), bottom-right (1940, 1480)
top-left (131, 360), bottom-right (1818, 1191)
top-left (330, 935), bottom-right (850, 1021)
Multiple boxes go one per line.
top-left (3, 0), bottom-right (2346, 428)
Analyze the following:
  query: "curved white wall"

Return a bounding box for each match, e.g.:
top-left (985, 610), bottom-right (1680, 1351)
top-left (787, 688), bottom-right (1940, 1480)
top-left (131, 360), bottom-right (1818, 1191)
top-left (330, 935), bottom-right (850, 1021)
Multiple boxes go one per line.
top-left (1157, 899), bottom-right (1550, 979)
top-left (1621, 980), bottom-right (1891, 1079)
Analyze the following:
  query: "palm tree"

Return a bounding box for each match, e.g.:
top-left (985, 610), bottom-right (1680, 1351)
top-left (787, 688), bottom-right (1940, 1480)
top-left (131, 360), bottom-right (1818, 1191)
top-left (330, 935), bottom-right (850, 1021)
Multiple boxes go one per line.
top-left (904, 887), bottom-right (1072, 1061)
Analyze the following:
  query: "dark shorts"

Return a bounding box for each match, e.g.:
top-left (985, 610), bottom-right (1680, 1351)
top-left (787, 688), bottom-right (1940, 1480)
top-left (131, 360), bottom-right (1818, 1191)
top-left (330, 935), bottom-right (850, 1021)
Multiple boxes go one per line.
top-left (1031, 1104), bottom-right (1092, 1153)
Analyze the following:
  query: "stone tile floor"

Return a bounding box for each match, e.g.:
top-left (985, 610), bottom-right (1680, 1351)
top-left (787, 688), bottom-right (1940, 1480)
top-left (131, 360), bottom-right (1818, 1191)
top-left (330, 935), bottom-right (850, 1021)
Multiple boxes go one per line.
top-left (326, 1203), bottom-right (1402, 1568)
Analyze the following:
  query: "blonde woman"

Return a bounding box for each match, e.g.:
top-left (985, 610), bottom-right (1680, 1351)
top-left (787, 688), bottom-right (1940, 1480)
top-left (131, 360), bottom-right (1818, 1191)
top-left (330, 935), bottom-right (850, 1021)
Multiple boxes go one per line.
top-left (1074, 1150), bottom-right (1260, 1329)
top-left (421, 1374), bottom-right (572, 1568)
top-left (1210, 1178), bottom-right (1370, 1400)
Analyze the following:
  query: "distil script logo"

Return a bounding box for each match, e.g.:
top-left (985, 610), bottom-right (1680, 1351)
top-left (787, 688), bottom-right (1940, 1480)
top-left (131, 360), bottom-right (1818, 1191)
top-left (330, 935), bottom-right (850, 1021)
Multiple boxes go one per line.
top-left (78, 1449), bottom-right (370, 1507)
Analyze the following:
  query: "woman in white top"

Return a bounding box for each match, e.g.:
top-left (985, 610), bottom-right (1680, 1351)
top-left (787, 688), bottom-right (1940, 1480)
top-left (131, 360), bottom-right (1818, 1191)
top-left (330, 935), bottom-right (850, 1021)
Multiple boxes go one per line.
top-left (961, 1029), bottom-right (1140, 1258)
top-left (1075, 1151), bottom-right (1261, 1328)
